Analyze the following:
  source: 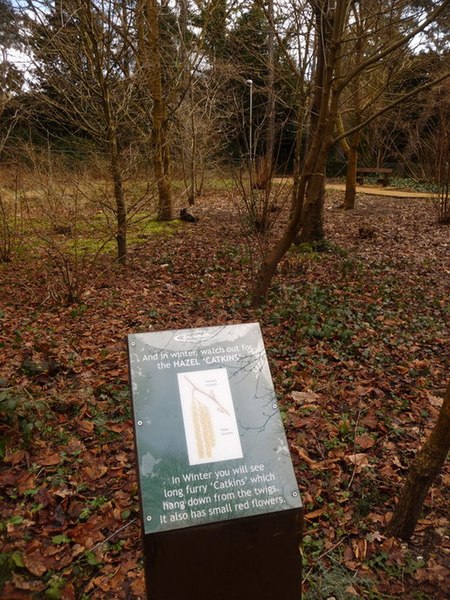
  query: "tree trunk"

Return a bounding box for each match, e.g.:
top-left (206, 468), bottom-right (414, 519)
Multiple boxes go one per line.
top-left (110, 143), bottom-right (127, 262)
top-left (263, 0), bottom-right (275, 191)
top-left (385, 383), bottom-right (450, 540)
top-left (299, 172), bottom-right (325, 243)
top-left (252, 216), bottom-right (301, 305)
top-left (76, 0), bottom-right (128, 263)
top-left (145, 0), bottom-right (173, 221)
top-left (343, 132), bottom-right (360, 210)
top-left (342, 3), bottom-right (363, 211)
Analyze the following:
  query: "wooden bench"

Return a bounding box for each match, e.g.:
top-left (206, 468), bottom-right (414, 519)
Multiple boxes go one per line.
top-left (356, 167), bottom-right (393, 187)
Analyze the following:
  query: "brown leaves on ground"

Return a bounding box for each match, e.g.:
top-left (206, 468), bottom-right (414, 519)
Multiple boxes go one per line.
top-left (0, 190), bottom-right (449, 598)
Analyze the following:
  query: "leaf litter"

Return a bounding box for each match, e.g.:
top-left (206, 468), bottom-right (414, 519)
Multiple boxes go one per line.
top-left (0, 190), bottom-right (449, 598)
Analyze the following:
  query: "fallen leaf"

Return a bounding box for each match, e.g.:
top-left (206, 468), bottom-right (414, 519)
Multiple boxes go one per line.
top-left (345, 585), bottom-right (360, 596)
top-left (83, 464), bottom-right (108, 480)
top-left (69, 521), bottom-right (105, 547)
top-left (360, 412), bottom-right (378, 429)
top-left (61, 583), bottom-right (76, 600)
top-left (0, 470), bottom-right (17, 487)
top-left (352, 538), bottom-right (368, 560)
top-left (131, 576), bottom-right (146, 596)
top-left (4, 450), bottom-right (27, 465)
top-left (64, 438), bottom-right (86, 454)
top-left (310, 458), bottom-right (341, 471)
top-left (11, 572), bottom-right (46, 592)
top-left (291, 391), bottom-right (320, 404)
top-left (305, 508), bottom-right (325, 520)
top-left (428, 394), bottom-right (443, 408)
top-left (355, 434), bottom-right (376, 449)
top-left (33, 451), bottom-right (61, 466)
top-left (17, 471), bottom-right (36, 495)
top-left (77, 420), bottom-right (95, 435)
top-left (294, 447), bottom-right (315, 465)
top-left (23, 549), bottom-right (49, 576)
top-left (346, 453), bottom-right (371, 470)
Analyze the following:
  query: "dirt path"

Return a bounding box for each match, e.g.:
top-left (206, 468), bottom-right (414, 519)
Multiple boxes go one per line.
top-left (326, 182), bottom-right (434, 198)
top-left (273, 178), bottom-right (435, 199)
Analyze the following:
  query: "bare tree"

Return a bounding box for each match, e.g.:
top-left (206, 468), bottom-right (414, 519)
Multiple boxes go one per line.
top-left (338, 0), bottom-right (448, 209)
top-left (175, 68), bottom-right (230, 204)
top-left (401, 76), bottom-right (450, 223)
top-left (23, 0), bottom-right (137, 262)
top-left (252, 0), bottom-right (450, 304)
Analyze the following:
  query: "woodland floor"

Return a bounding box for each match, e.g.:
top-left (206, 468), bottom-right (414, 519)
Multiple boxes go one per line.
top-left (0, 185), bottom-right (449, 599)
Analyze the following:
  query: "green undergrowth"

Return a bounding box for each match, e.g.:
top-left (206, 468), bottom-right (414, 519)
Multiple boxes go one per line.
top-left (332, 175), bottom-right (438, 194)
top-left (129, 217), bottom-right (181, 240)
top-left (303, 546), bottom-right (427, 600)
top-left (389, 177), bottom-right (438, 194)
top-left (64, 219), bottom-right (181, 255)
top-left (0, 386), bottom-right (51, 456)
top-left (269, 252), bottom-right (444, 345)
top-left (3, 216), bottom-right (182, 259)
top-left (0, 382), bottom-right (131, 455)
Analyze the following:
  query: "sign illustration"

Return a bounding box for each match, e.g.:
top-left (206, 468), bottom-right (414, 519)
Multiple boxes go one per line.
top-left (178, 369), bottom-right (243, 465)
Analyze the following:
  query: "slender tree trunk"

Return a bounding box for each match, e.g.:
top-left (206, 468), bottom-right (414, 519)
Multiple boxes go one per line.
top-left (263, 0), bottom-right (275, 190)
top-left (300, 172), bottom-right (326, 242)
top-left (343, 5), bottom-right (363, 211)
top-left (178, 0), bottom-right (195, 206)
top-left (144, 0), bottom-right (173, 221)
top-left (189, 101), bottom-right (197, 206)
top-left (343, 131), bottom-right (360, 210)
top-left (253, 0), bottom-right (276, 231)
top-left (385, 383), bottom-right (450, 540)
top-left (295, 0), bottom-right (339, 245)
top-left (110, 140), bottom-right (127, 262)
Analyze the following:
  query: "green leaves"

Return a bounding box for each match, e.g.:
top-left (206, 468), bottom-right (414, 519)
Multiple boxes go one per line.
top-left (51, 534), bottom-right (72, 545)
top-left (8, 515), bottom-right (24, 525)
top-left (84, 551), bottom-right (102, 566)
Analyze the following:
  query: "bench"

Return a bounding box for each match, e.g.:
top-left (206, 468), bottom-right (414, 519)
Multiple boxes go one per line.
top-left (356, 167), bottom-right (393, 187)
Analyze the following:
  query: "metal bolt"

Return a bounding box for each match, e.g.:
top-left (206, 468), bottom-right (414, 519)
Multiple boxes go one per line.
top-left (272, 404), bottom-right (277, 409)
top-left (292, 491), bottom-right (298, 497)
top-left (146, 516), bottom-right (152, 522)
top-left (131, 341), bottom-right (136, 347)
top-left (137, 420), bottom-right (143, 426)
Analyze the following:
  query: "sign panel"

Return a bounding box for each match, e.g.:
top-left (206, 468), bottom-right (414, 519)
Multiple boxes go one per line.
top-left (128, 323), bottom-right (301, 534)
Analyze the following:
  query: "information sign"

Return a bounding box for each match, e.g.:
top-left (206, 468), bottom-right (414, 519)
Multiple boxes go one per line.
top-left (128, 323), bottom-right (301, 534)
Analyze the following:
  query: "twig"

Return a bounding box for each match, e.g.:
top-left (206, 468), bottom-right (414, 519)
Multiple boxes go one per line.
top-left (183, 375), bottom-right (230, 416)
top-left (301, 535), bottom-right (349, 585)
top-left (91, 517), bottom-right (137, 553)
top-left (347, 403), bottom-right (363, 490)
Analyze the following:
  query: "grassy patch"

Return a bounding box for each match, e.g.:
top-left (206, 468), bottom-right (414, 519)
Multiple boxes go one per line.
top-left (128, 217), bottom-right (181, 243)
top-left (55, 218), bottom-right (182, 255)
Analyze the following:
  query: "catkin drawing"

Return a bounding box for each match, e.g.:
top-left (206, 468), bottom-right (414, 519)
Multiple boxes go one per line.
top-left (184, 376), bottom-right (226, 459)
top-left (192, 393), bottom-right (215, 458)
top-left (178, 369), bottom-right (243, 465)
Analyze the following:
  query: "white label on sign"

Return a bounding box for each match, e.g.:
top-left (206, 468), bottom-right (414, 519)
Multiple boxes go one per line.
top-left (177, 368), bottom-right (243, 465)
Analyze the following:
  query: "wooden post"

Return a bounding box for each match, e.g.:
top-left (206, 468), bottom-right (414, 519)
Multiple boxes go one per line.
top-left (143, 510), bottom-right (303, 599)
